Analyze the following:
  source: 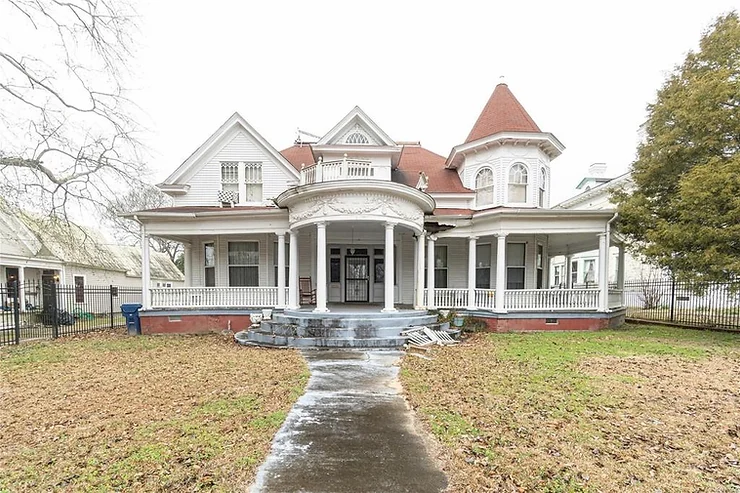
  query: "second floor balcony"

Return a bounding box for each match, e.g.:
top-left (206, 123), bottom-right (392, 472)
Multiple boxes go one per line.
top-left (300, 155), bottom-right (387, 185)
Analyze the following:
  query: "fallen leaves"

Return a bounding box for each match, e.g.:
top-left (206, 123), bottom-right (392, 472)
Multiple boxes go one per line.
top-left (0, 331), bottom-right (308, 492)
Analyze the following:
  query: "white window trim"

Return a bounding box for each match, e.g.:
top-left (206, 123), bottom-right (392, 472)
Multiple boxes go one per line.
top-left (538, 168), bottom-right (547, 208)
top-left (506, 242), bottom-right (526, 290)
top-left (507, 162), bottom-right (529, 205)
top-left (242, 162), bottom-right (263, 204)
top-left (475, 242), bottom-right (492, 289)
top-left (474, 167), bottom-right (495, 208)
top-left (227, 240), bottom-right (260, 287)
top-left (73, 274), bottom-right (86, 304)
top-left (203, 240), bottom-right (217, 287)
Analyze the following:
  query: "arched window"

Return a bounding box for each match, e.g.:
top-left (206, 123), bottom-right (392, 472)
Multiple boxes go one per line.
top-left (508, 163), bottom-right (528, 203)
top-left (538, 168), bottom-right (546, 207)
top-left (346, 132), bottom-right (369, 144)
top-left (475, 168), bottom-right (495, 207)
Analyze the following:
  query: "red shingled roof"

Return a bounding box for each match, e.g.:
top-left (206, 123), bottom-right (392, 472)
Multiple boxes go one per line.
top-left (465, 83), bottom-right (541, 143)
top-left (395, 145), bottom-right (468, 193)
top-left (280, 144), bottom-right (315, 171)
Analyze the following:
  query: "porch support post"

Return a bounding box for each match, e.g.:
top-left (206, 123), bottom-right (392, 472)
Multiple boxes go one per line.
top-left (276, 232), bottom-right (286, 309)
top-left (314, 222), bottom-right (329, 313)
top-left (426, 235), bottom-right (436, 309)
top-left (598, 233), bottom-right (608, 312)
top-left (415, 232), bottom-right (425, 309)
top-left (18, 266), bottom-right (25, 312)
top-left (382, 222), bottom-right (397, 312)
top-left (617, 244), bottom-right (625, 291)
top-left (288, 230), bottom-right (299, 309)
top-left (565, 254), bottom-right (573, 289)
top-left (495, 233), bottom-right (507, 312)
top-left (183, 244), bottom-right (192, 287)
top-left (467, 236), bottom-right (478, 310)
top-left (141, 225), bottom-right (151, 310)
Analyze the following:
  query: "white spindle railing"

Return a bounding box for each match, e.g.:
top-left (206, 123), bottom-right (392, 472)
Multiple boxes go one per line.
top-left (150, 287), bottom-right (280, 309)
top-left (474, 289), bottom-right (496, 310)
top-left (608, 289), bottom-right (624, 309)
top-left (504, 289), bottom-right (600, 311)
top-left (424, 288), bottom-right (468, 308)
top-left (300, 157), bottom-right (376, 185)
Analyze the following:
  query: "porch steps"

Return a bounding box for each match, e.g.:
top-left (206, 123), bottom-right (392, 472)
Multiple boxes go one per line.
top-left (235, 309), bottom-right (447, 348)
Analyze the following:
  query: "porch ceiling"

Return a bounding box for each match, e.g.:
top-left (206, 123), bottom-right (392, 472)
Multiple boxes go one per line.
top-left (547, 233), bottom-right (602, 256)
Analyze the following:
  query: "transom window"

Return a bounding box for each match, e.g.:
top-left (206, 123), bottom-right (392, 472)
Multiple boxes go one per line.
top-left (506, 243), bottom-right (526, 290)
top-left (345, 132), bottom-right (369, 144)
top-left (539, 168), bottom-right (547, 207)
top-left (244, 162), bottom-right (263, 202)
top-left (221, 161), bottom-right (239, 201)
top-left (508, 163), bottom-right (528, 203)
top-left (228, 242), bottom-right (259, 287)
top-left (475, 168), bottom-right (495, 207)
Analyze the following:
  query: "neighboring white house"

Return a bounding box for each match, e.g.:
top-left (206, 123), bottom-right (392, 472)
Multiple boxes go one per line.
top-left (0, 204), bottom-right (184, 310)
top-left (132, 82), bottom-right (628, 332)
top-left (549, 164), bottom-right (664, 287)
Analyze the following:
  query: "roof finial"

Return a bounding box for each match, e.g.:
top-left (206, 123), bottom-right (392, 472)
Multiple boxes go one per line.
top-left (498, 75), bottom-right (507, 86)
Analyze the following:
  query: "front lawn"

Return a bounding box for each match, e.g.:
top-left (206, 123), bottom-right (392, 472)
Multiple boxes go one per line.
top-left (0, 331), bottom-right (308, 492)
top-left (401, 325), bottom-right (740, 492)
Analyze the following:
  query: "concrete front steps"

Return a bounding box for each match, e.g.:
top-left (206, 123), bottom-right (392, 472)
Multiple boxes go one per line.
top-left (234, 309), bottom-right (448, 348)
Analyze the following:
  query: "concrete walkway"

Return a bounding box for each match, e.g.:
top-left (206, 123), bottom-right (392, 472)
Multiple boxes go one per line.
top-left (251, 350), bottom-right (447, 493)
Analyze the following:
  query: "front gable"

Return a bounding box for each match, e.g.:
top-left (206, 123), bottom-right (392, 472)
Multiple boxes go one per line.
top-left (160, 113), bottom-right (300, 206)
top-left (317, 106), bottom-right (396, 147)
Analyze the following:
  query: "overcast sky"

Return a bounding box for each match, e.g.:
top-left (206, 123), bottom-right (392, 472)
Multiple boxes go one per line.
top-left (134, 1), bottom-right (737, 204)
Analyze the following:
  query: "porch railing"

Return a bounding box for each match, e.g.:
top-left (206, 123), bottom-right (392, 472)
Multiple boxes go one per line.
top-left (150, 287), bottom-right (287, 309)
top-left (474, 289), bottom-right (496, 310)
top-left (504, 289), bottom-right (600, 311)
top-left (423, 288), bottom-right (468, 308)
top-left (300, 156), bottom-right (376, 185)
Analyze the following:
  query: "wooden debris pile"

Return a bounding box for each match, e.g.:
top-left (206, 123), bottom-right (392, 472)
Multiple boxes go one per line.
top-left (402, 326), bottom-right (458, 359)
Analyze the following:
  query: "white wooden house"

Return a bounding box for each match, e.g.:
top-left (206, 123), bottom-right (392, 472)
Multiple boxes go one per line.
top-left (132, 83), bottom-right (626, 333)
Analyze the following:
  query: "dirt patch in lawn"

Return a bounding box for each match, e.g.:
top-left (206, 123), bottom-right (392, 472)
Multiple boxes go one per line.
top-left (401, 326), bottom-right (740, 492)
top-left (0, 331), bottom-right (308, 492)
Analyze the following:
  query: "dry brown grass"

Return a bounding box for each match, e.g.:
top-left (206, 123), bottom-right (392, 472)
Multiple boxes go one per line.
top-left (401, 325), bottom-right (740, 492)
top-left (0, 331), bottom-right (308, 492)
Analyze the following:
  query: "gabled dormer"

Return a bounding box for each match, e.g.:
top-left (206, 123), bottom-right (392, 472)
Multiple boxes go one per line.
top-left (446, 83), bottom-right (565, 210)
top-left (158, 112), bottom-right (300, 207)
top-left (302, 106), bottom-right (402, 182)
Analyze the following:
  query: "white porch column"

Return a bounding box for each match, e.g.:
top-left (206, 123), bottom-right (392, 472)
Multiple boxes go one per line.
top-left (415, 232), bottom-right (425, 309)
top-left (314, 222), bottom-right (329, 313)
top-left (495, 233), bottom-right (507, 312)
top-left (288, 230), bottom-right (299, 309)
top-left (18, 266), bottom-right (25, 311)
top-left (467, 236), bottom-right (478, 310)
top-left (276, 232), bottom-right (286, 309)
top-left (183, 244), bottom-right (192, 287)
top-left (598, 233), bottom-right (608, 312)
top-left (426, 235), bottom-right (436, 309)
top-left (141, 226), bottom-right (151, 309)
top-left (617, 244), bottom-right (625, 291)
top-left (565, 254), bottom-right (573, 289)
top-left (382, 222), bottom-right (397, 312)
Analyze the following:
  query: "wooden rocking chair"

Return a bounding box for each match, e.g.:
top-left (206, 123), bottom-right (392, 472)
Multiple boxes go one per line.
top-left (299, 277), bottom-right (316, 304)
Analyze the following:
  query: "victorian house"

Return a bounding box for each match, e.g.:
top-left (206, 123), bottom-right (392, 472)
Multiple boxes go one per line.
top-left (131, 83), bottom-right (626, 334)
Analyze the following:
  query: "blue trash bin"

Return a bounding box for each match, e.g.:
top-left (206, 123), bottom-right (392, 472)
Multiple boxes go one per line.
top-left (120, 303), bottom-right (143, 335)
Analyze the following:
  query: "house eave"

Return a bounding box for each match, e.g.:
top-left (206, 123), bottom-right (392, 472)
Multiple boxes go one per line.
top-left (445, 131), bottom-right (565, 169)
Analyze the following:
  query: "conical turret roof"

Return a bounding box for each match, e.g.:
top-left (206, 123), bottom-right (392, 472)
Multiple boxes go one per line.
top-left (464, 83), bottom-right (541, 143)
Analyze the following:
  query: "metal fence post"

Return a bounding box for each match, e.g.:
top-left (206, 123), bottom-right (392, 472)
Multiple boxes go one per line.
top-left (669, 275), bottom-right (676, 322)
top-left (110, 285), bottom-right (114, 329)
top-left (12, 280), bottom-right (20, 345)
top-left (51, 282), bottom-right (59, 339)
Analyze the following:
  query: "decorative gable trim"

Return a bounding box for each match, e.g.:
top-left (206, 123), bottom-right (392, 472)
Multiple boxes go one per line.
top-left (317, 106), bottom-right (396, 146)
top-left (161, 112), bottom-right (300, 186)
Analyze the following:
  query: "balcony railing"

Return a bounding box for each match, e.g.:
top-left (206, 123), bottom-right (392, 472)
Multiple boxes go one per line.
top-left (300, 155), bottom-right (376, 185)
top-left (150, 287), bottom-right (288, 309)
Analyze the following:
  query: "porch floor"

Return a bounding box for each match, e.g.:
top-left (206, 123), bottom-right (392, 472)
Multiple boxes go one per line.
top-left (288, 303), bottom-right (419, 315)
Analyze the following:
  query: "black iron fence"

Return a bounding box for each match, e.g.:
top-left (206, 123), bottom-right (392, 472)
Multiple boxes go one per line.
top-left (624, 278), bottom-right (740, 331)
top-left (1, 280), bottom-right (142, 346)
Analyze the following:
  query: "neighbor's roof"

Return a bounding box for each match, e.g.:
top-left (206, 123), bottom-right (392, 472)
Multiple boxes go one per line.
top-left (1, 205), bottom-right (183, 281)
top-left (465, 83), bottom-right (541, 143)
top-left (394, 145), bottom-right (469, 193)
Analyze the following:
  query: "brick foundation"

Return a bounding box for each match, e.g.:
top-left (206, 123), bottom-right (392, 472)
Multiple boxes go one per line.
top-left (475, 311), bottom-right (626, 333)
top-left (140, 313), bottom-right (252, 335)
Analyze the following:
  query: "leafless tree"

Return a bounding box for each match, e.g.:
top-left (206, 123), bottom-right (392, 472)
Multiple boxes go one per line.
top-left (104, 185), bottom-right (183, 267)
top-left (0, 0), bottom-right (146, 219)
